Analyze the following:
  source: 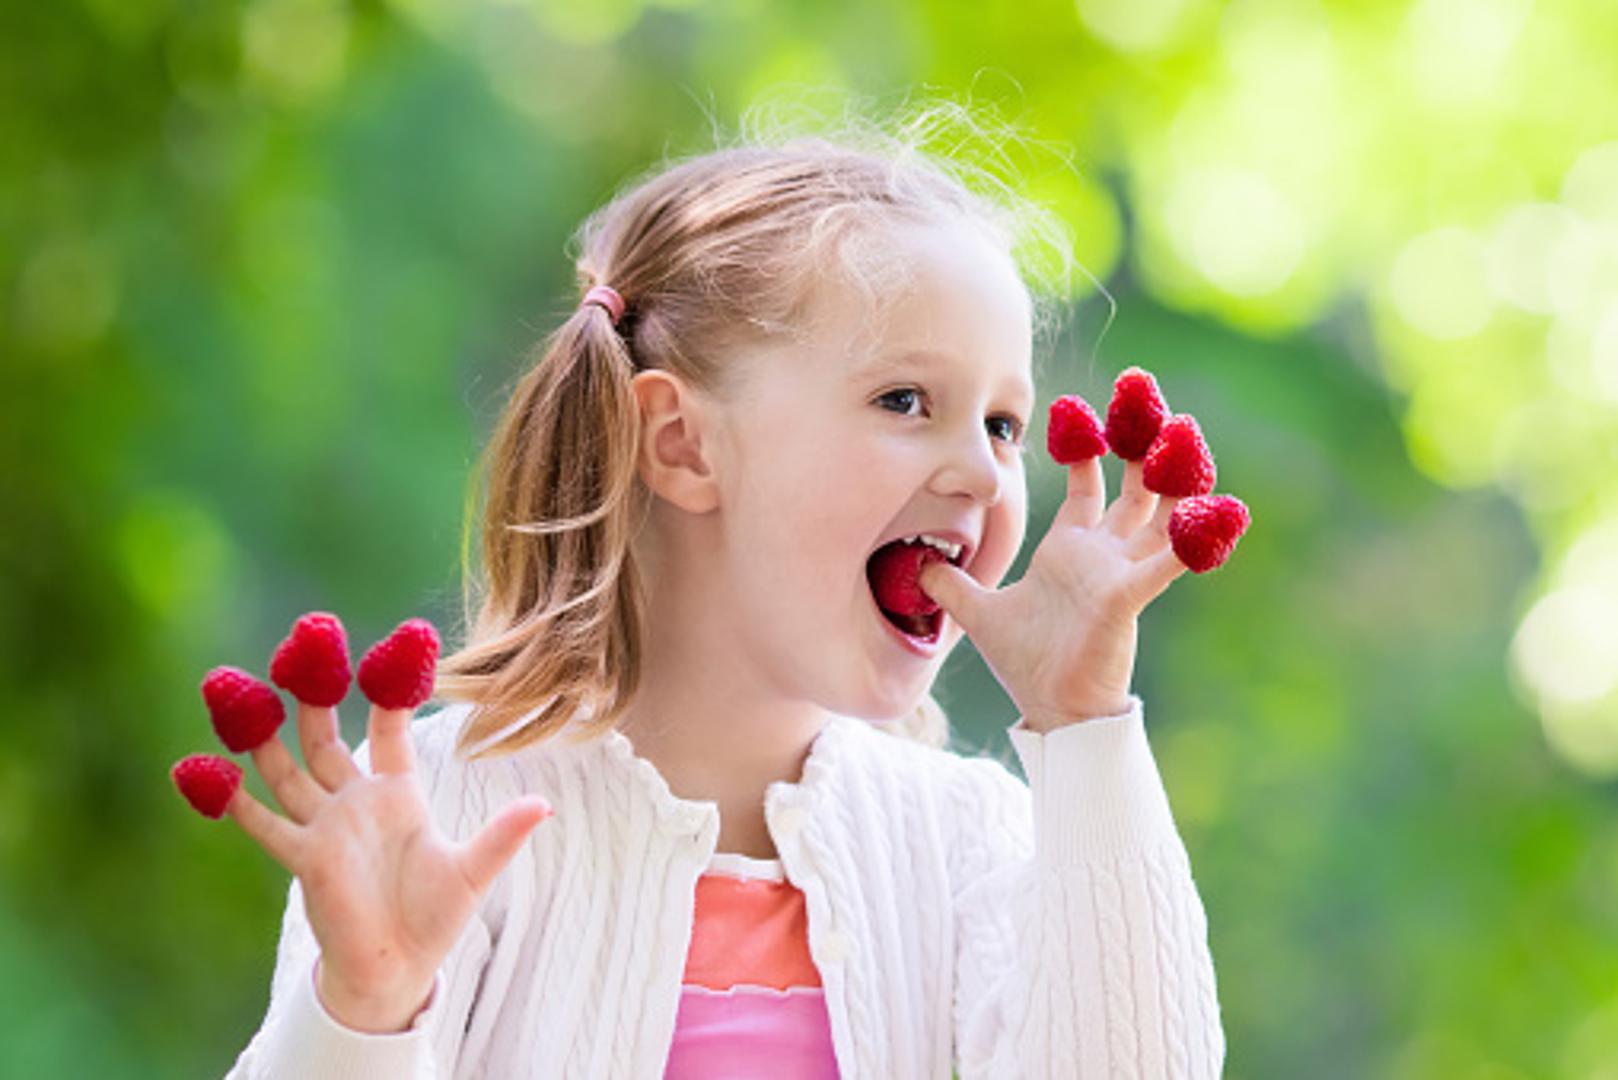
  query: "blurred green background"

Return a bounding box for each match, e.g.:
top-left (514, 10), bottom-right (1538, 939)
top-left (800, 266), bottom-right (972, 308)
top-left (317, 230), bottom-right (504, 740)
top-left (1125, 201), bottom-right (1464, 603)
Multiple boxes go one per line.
top-left (5, 0), bottom-right (1618, 1075)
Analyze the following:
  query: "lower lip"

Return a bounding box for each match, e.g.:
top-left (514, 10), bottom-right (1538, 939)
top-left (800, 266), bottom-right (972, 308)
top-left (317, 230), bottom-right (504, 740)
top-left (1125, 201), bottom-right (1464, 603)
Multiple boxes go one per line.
top-left (870, 593), bottom-right (945, 657)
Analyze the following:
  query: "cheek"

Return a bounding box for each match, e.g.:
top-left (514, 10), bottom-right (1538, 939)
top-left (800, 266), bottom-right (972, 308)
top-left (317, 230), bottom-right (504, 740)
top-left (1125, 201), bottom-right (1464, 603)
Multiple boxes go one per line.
top-left (731, 437), bottom-right (875, 591)
top-left (800, 450), bottom-right (890, 581)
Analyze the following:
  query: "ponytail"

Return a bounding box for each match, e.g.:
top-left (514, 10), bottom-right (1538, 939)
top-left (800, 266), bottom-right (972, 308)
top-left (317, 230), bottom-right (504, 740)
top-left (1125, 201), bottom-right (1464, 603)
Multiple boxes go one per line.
top-left (436, 279), bottom-right (650, 761)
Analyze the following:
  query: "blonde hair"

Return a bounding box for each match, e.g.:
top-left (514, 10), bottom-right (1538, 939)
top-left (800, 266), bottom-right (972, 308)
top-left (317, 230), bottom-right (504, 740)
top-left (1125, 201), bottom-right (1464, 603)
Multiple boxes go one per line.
top-left (435, 92), bottom-right (1081, 762)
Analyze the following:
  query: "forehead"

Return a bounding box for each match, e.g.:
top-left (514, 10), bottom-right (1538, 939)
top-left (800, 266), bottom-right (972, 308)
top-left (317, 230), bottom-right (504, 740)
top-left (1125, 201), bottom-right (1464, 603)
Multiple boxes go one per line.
top-left (833, 220), bottom-right (1035, 400)
top-left (720, 218), bottom-right (1037, 407)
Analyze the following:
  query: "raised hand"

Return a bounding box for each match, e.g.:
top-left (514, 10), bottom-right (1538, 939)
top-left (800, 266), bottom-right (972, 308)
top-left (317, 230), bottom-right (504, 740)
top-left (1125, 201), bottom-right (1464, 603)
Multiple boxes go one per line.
top-left (921, 453), bottom-right (1188, 733)
top-left (226, 698), bottom-right (553, 1032)
top-left (177, 614), bottom-right (555, 1034)
top-left (920, 367), bottom-right (1255, 734)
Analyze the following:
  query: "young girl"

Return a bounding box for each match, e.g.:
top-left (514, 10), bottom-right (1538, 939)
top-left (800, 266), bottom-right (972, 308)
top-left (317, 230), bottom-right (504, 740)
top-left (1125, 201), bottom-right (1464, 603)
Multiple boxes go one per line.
top-left (219, 114), bottom-right (1226, 1078)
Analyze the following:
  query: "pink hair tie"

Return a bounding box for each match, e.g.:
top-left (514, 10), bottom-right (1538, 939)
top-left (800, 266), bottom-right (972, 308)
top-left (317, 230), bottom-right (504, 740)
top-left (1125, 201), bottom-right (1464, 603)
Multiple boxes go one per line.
top-left (580, 284), bottom-right (626, 327)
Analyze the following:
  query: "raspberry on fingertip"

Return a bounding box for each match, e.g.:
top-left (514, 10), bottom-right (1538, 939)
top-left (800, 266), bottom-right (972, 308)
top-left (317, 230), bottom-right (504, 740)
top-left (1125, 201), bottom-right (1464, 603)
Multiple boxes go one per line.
top-left (1142, 414), bottom-right (1217, 498)
top-left (1105, 367), bottom-right (1170, 461)
top-left (1046, 394), bottom-right (1108, 464)
top-left (1168, 494), bottom-right (1251, 572)
top-left (200, 666), bottom-right (287, 753)
top-left (171, 753), bottom-right (243, 819)
top-left (357, 618), bottom-right (441, 710)
top-left (270, 611), bottom-right (352, 707)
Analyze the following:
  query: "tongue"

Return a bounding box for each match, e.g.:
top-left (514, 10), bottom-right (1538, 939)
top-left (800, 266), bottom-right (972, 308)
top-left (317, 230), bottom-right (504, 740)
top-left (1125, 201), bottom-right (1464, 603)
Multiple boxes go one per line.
top-left (868, 540), bottom-right (948, 618)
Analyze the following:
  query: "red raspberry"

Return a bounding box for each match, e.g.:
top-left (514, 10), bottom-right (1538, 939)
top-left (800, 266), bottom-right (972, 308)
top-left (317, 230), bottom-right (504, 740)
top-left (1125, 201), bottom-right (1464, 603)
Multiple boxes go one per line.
top-left (1046, 394), bottom-right (1108, 464)
top-left (270, 611), bottom-right (352, 707)
top-left (357, 618), bottom-right (441, 710)
top-left (171, 753), bottom-right (243, 819)
top-left (1168, 494), bottom-right (1251, 573)
top-left (1105, 366), bottom-right (1170, 461)
top-left (868, 541), bottom-right (948, 617)
top-left (200, 666), bottom-right (287, 753)
top-left (1142, 414), bottom-right (1217, 497)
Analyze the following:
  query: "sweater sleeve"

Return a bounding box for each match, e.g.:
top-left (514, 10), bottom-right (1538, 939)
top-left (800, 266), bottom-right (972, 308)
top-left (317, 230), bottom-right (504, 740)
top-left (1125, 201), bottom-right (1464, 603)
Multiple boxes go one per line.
top-left (220, 877), bottom-right (452, 1080)
top-left (950, 694), bottom-right (1226, 1078)
top-left (222, 717), bottom-right (495, 1079)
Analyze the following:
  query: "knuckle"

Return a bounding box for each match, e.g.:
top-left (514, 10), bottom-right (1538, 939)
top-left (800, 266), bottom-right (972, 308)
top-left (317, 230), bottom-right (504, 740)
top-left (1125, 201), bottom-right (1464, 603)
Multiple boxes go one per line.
top-left (310, 748), bottom-right (349, 784)
top-left (1100, 585), bottom-right (1138, 621)
top-left (262, 751), bottom-right (293, 787)
top-left (301, 861), bottom-right (330, 895)
top-left (301, 848), bottom-right (342, 894)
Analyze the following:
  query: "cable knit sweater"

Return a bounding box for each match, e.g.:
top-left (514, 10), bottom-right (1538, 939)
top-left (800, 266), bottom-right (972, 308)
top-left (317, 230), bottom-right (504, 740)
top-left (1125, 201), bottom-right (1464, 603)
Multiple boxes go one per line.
top-left (223, 693), bottom-right (1225, 1078)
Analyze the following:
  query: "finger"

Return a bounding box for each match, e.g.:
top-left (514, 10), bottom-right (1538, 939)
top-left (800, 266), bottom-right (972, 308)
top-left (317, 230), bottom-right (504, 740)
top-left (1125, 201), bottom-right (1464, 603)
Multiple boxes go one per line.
top-left (457, 797), bottom-right (554, 897)
top-left (225, 785), bottom-right (304, 873)
top-left (1123, 495), bottom-right (1181, 561)
top-left (1125, 545), bottom-right (1190, 609)
top-left (250, 736), bottom-right (329, 824)
top-left (918, 559), bottom-right (991, 639)
top-left (1102, 459), bottom-right (1158, 539)
top-left (367, 705), bottom-right (417, 777)
top-left (297, 702), bottom-right (361, 792)
top-left (1052, 456), bottom-right (1105, 530)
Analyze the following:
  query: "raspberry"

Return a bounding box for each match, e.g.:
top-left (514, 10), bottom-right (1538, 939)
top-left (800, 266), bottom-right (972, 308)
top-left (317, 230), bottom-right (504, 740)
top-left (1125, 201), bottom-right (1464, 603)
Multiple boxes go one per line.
top-left (270, 611), bottom-right (352, 707)
top-left (1142, 414), bottom-right (1217, 497)
top-left (201, 665), bottom-right (287, 753)
top-left (1105, 366), bottom-right (1170, 461)
top-left (171, 753), bottom-right (243, 819)
top-left (868, 541), bottom-right (948, 617)
top-left (357, 618), bottom-right (441, 710)
top-left (1168, 494), bottom-right (1251, 573)
top-left (1046, 394), bottom-right (1108, 464)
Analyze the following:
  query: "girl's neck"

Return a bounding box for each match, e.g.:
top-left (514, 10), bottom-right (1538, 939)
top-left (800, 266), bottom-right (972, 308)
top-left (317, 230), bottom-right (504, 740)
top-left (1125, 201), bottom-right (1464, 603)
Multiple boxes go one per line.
top-left (618, 524), bottom-right (831, 855)
top-left (615, 648), bottom-right (829, 813)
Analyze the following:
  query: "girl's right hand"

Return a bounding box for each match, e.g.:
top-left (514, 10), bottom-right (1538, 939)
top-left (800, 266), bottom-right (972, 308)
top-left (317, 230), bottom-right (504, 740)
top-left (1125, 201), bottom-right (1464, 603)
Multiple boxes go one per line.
top-left (222, 700), bottom-right (553, 1033)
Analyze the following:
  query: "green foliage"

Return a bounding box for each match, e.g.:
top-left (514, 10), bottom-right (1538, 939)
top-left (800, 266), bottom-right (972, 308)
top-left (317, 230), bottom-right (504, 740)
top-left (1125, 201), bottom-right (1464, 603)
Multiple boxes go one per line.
top-left (3, 1), bottom-right (1614, 1075)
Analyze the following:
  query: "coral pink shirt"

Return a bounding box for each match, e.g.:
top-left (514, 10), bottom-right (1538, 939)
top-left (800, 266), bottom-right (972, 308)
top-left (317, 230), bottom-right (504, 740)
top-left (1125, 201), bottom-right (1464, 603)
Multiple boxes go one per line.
top-left (664, 851), bottom-right (839, 1078)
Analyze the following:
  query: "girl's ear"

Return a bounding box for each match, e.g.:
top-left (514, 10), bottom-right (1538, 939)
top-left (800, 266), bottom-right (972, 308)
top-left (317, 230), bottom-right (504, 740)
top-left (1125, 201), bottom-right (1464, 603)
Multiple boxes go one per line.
top-left (630, 369), bottom-right (721, 514)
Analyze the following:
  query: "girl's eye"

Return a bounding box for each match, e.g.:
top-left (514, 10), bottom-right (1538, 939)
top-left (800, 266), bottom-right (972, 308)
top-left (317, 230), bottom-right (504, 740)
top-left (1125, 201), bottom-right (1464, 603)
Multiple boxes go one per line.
top-left (880, 390), bottom-right (1029, 450)
top-left (875, 387), bottom-right (925, 416)
top-left (988, 414), bottom-right (1026, 446)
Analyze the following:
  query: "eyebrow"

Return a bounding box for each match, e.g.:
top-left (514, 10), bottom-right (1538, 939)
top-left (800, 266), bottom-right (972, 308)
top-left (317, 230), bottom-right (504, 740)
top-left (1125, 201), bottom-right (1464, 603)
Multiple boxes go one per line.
top-left (856, 348), bottom-right (1035, 409)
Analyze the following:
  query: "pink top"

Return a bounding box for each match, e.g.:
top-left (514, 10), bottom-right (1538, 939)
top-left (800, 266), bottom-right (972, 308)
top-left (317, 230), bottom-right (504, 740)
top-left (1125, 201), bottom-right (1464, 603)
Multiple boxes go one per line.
top-left (663, 851), bottom-right (839, 1078)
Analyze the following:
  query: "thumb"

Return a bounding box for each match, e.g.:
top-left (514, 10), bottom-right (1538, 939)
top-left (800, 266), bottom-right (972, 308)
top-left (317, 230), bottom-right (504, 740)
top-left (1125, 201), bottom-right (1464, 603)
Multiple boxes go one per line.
top-left (458, 795), bottom-right (554, 897)
top-left (918, 559), bottom-right (989, 636)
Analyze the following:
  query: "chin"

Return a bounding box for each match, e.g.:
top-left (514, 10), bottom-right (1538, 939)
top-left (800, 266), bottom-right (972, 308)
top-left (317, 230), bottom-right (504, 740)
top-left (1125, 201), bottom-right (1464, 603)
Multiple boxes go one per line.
top-left (829, 671), bottom-right (940, 725)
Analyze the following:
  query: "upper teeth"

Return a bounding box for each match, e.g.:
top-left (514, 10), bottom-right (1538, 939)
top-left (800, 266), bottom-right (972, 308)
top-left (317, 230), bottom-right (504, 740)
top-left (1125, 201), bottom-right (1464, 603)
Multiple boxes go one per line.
top-left (905, 534), bottom-right (963, 561)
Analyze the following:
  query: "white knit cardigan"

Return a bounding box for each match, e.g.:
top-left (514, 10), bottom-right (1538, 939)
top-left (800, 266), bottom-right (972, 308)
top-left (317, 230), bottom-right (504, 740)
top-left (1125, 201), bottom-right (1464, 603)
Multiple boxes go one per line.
top-left (224, 693), bottom-right (1225, 1078)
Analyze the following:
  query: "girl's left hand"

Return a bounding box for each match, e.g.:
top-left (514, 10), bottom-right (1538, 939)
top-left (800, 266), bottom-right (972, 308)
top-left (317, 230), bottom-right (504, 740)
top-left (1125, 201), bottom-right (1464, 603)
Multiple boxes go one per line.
top-left (920, 455), bottom-right (1188, 734)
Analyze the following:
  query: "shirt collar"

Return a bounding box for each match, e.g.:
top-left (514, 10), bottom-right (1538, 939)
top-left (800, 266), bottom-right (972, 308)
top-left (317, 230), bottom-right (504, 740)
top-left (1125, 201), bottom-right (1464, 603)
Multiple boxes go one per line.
top-left (588, 712), bottom-right (857, 834)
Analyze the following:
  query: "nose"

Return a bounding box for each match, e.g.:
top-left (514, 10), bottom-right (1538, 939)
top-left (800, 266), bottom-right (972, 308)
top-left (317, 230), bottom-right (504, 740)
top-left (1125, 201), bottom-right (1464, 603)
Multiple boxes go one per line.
top-left (929, 423), bottom-right (1003, 506)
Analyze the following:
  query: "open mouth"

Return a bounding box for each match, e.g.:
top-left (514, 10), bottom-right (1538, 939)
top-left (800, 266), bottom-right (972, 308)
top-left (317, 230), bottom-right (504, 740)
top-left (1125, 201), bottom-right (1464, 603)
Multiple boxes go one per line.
top-left (865, 535), bottom-right (970, 644)
top-left (882, 602), bottom-right (942, 642)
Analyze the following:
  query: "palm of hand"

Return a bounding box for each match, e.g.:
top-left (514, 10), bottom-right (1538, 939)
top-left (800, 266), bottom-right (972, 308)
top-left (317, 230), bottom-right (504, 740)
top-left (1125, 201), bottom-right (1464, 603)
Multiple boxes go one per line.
top-left (978, 521), bottom-right (1146, 723)
top-left (222, 700), bottom-right (552, 1029)
top-left (300, 774), bottom-right (478, 994)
